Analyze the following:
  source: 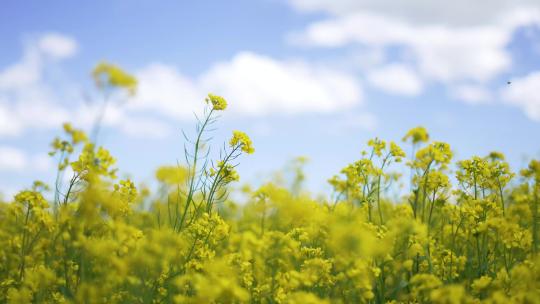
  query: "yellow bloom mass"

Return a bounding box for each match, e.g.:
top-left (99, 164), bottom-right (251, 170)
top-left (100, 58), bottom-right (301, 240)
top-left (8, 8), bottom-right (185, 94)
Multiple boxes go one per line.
top-left (206, 93), bottom-right (228, 111)
top-left (2, 69), bottom-right (540, 303)
top-left (403, 126), bottom-right (430, 144)
top-left (229, 130), bottom-right (254, 154)
top-left (92, 61), bottom-right (137, 95)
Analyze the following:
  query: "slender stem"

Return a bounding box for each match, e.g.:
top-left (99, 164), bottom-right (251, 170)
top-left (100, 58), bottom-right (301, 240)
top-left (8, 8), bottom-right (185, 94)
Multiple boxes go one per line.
top-left (427, 190), bottom-right (437, 232)
top-left (91, 92), bottom-right (111, 145)
top-left (377, 156), bottom-right (389, 225)
top-left (497, 179), bottom-right (505, 216)
top-left (532, 184), bottom-right (539, 254)
top-left (54, 150), bottom-right (67, 210)
top-left (177, 109), bottom-right (214, 231)
top-left (18, 204), bottom-right (31, 283)
top-left (206, 145), bottom-right (241, 212)
top-left (63, 172), bottom-right (81, 206)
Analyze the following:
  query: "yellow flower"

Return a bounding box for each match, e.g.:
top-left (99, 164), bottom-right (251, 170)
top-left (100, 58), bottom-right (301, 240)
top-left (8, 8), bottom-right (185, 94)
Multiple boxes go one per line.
top-left (403, 126), bottom-right (430, 144)
top-left (92, 61), bottom-right (137, 95)
top-left (210, 161), bottom-right (239, 183)
top-left (5, 61), bottom-right (540, 304)
top-left (206, 93), bottom-right (227, 111)
top-left (390, 141), bottom-right (406, 161)
top-left (403, 259), bottom-right (414, 271)
top-left (63, 123), bottom-right (88, 144)
top-left (155, 165), bottom-right (189, 185)
top-left (367, 138), bottom-right (386, 157)
top-left (471, 275), bottom-right (492, 294)
top-left (229, 130), bottom-right (255, 154)
top-left (430, 285), bottom-right (468, 304)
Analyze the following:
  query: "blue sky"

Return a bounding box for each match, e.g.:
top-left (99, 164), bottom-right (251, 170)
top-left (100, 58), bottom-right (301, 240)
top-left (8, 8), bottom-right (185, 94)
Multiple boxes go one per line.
top-left (1, 0), bottom-right (540, 198)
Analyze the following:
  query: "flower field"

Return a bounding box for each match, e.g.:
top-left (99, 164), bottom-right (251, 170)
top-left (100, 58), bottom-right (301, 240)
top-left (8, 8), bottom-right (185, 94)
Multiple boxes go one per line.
top-left (1, 65), bottom-right (539, 303)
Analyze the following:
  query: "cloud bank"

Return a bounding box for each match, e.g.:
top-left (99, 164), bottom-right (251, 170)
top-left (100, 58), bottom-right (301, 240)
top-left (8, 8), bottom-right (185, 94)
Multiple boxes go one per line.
top-left (131, 52), bottom-right (363, 119)
top-left (1, 33), bottom-right (368, 142)
top-left (502, 72), bottom-right (540, 121)
top-left (286, 0), bottom-right (540, 112)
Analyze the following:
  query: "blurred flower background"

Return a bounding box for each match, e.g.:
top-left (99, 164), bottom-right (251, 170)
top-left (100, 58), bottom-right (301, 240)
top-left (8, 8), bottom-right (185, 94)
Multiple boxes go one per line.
top-left (1, 0), bottom-right (540, 196)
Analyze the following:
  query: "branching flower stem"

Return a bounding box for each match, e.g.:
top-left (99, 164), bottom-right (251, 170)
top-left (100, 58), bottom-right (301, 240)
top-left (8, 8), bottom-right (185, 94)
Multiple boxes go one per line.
top-left (177, 108), bottom-right (215, 232)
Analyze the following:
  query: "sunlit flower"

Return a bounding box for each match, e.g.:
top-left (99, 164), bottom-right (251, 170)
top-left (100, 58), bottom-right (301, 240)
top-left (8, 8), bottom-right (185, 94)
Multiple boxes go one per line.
top-left (206, 93), bottom-right (228, 111)
top-left (229, 130), bottom-right (255, 154)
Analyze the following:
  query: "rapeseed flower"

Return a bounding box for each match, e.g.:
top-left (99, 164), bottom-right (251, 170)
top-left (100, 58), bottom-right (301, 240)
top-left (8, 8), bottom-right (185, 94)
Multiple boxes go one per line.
top-left (92, 61), bottom-right (137, 95)
top-left (206, 93), bottom-right (227, 111)
top-left (2, 72), bottom-right (540, 303)
top-left (230, 130), bottom-right (255, 154)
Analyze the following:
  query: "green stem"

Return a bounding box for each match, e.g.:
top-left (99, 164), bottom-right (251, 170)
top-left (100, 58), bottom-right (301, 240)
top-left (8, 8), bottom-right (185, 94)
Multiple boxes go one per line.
top-left (18, 204), bottom-right (31, 283)
top-left (177, 109), bottom-right (214, 231)
top-left (205, 145), bottom-right (241, 212)
top-left (376, 156), bottom-right (389, 225)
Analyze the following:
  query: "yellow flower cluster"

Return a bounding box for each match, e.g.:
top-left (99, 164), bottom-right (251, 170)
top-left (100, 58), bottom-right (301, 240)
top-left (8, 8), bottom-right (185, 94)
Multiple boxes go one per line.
top-left (209, 161), bottom-right (239, 183)
top-left (403, 125), bottom-right (430, 144)
top-left (1, 88), bottom-right (540, 302)
top-left (230, 130), bottom-right (255, 154)
top-left (206, 93), bottom-right (228, 111)
top-left (0, 127), bottom-right (540, 303)
top-left (92, 61), bottom-right (137, 95)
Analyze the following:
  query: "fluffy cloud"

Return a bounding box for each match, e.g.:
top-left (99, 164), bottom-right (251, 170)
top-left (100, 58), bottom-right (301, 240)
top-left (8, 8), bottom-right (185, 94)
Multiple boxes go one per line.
top-left (0, 33), bottom-right (172, 139)
top-left (366, 64), bottom-right (423, 96)
top-left (0, 33), bottom-right (77, 91)
top-left (200, 52), bottom-right (362, 115)
top-left (132, 52), bottom-right (364, 118)
top-left (2, 35), bottom-right (365, 140)
top-left (130, 64), bottom-right (202, 120)
top-left (0, 146), bottom-right (27, 171)
top-left (286, 0), bottom-right (540, 119)
top-left (289, 11), bottom-right (523, 84)
top-left (0, 146), bottom-right (51, 172)
top-left (37, 33), bottom-right (78, 59)
top-left (287, 0), bottom-right (540, 26)
top-left (0, 33), bottom-right (76, 136)
top-left (501, 72), bottom-right (540, 120)
top-left (0, 101), bottom-right (22, 136)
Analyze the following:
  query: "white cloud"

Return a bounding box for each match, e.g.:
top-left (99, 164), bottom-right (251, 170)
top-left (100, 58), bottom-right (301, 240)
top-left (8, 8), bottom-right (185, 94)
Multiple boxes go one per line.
top-left (0, 146), bottom-right (27, 171)
top-left (133, 52), bottom-right (364, 118)
top-left (287, 0), bottom-right (540, 26)
top-left (288, 0), bottom-right (540, 119)
top-left (286, 0), bottom-right (540, 119)
top-left (0, 85), bottom-right (72, 137)
top-left (38, 33), bottom-right (78, 59)
top-left (501, 72), bottom-right (540, 121)
top-left (367, 64), bottom-right (423, 96)
top-left (0, 48), bottom-right (41, 90)
top-left (0, 33), bottom-right (78, 91)
top-left (0, 33), bottom-right (76, 137)
top-left (0, 146), bottom-right (52, 173)
top-left (130, 63), bottom-right (201, 120)
top-left (0, 102), bottom-right (22, 136)
top-left (348, 47), bottom-right (386, 70)
top-left (452, 85), bottom-right (493, 104)
top-left (290, 12), bottom-right (516, 83)
top-left (0, 187), bottom-right (18, 201)
top-left (0, 33), bottom-right (170, 139)
top-left (1, 35), bottom-right (367, 139)
top-left (32, 154), bottom-right (53, 172)
top-left (200, 52), bottom-right (362, 115)
top-left (70, 103), bottom-right (173, 139)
